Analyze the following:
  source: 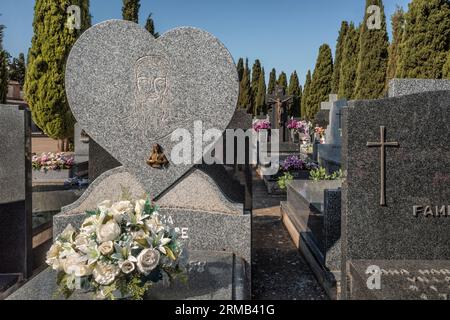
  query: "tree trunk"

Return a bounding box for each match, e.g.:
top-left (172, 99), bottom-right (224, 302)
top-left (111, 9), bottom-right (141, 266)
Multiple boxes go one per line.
top-left (57, 138), bottom-right (70, 152)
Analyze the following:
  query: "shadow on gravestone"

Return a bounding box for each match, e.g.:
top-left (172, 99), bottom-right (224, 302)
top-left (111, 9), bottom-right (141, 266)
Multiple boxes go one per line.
top-left (341, 90), bottom-right (450, 300)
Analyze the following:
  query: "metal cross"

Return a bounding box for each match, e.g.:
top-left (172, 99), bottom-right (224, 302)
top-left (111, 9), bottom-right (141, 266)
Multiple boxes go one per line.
top-left (366, 126), bottom-right (399, 206)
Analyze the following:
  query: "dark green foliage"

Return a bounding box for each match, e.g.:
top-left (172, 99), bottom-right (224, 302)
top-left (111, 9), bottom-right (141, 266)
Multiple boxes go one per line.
top-left (331, 21), bottom-right (349, 94)
top-left (255, 68), bottom-right (266, 115)
top-left (238, 58), bottom-right (252, 111)
top-left (354, 0), bottom-right (389, 99)
top-left (386, 6), bottom-right (405, 88)
top-left (122, 0), bottom-right (140, 23)
top-left (301, 70), bottom-right (311, 120)
top-left (306, 44), bottom-right (333, 120)
top-left (288, 71), bottom-right (302, 117)
top-left (268, 68), bottom-right (276, 94)
top-left (277, 72), bottom-right (287, 93)
top-left (145, 13), bottom-right (159, 38)
top-left (25, 0), bottom-right (90, 145)
top-left (9, 53), bottom-right (26, 88)
top-left (338, 23), bottom-right (360, 100)
top-left (397, 0), bottom-right (450, 79)
top-left (236, 58), bottom-right (244, 82)
top-left (251, 59), bottom-right (262, 113)
top-left (443, 52), bottom-right (450, 78)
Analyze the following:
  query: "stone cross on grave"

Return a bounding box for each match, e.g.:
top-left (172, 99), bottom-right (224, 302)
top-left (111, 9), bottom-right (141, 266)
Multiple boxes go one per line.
top-left (266, 85), bottom-right (293, 143)
top-left (366, 126), bottom-right (400, 206)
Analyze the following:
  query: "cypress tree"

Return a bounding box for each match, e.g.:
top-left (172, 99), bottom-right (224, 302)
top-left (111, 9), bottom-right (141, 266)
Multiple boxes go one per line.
top-left (0, 19), bottom-right (7, 103)
top-left (255, 68), bottom-right (266, 115)
top-left (306, 44), bottom-right (333, 120)
top-left (443, 52), bottom-right (450, 78)
top-left (277, 72), bottom-right (288, 93)
top-left (251, 59), bottom-right (262, 112)
top-left (25, 0), bottom-right (90, 151)
top-left (338, 23), bottom-right (360, 100)
top-left (331, 21), bottom-right (349, 94)
top-left (397, 0), bottom-right (450, 79)
top-left (9, 53), bottom-right (26, 88)
top-left (354, 0), bottom-right (389, 100)
top-left (386, 6), bottom-right (405, 87)
top-left (301, 70), bottom-right (311, 120)
top-left (268, 68), bottom-right (276, 94)
top-left (122, 0), bottom-right (140, 23)
top-left (238, 58), bottom-right (252, 111)
top-left (145, 13), bottom-right (159, 38)
top-left (288, 71), bottom-right (302, 117)
top-left (236, 58), bottom-right (244, 82)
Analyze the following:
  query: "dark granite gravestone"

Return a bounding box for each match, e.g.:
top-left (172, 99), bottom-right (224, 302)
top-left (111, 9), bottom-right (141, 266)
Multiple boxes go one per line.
top-left (0, 104), bottom-right (32, 296)
top-left (341, 90), bottom-right (450, 300)
top-left (281, 179), bottom-right (342, 299)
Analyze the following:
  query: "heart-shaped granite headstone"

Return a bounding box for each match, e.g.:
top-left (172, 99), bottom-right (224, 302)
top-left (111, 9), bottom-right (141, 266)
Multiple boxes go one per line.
top-left (66, 20), bottom-right (238, 198)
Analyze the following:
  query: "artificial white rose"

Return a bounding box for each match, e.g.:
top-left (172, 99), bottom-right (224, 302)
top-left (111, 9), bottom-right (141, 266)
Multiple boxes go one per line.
top-left (80, 216), bottom-right (98, 235)
top-left (134, 199), bottom-right (146, 216)
top-left (97, 200), bottom-right (112, 213)
top-left (120, 260), bottom-right (135, 274)
top-left (136, 248), bottom-right (160, 275)
top-left (93, 262), bottom-right (120, 286)
top-left (60, 224), bottom-right (76, 242)
top-left (96, 220), bottom-right (121, 243)
top-left (98, 241), bottom-right (114, 256)
top-left (46, 242), bottom-right (63, 271)
top-left (74, 235), bottom-right (90, 254)
top-left (63, 253), bottom-right (92, 277)
top-left (110, 201), bottom-right (133, 222)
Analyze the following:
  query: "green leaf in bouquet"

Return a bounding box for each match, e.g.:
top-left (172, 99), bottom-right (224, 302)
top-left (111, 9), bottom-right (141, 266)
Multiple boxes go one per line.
top-left (164, 246), bottom-right (176, 261)
top-left (86, 209), bottom-right (100, 216)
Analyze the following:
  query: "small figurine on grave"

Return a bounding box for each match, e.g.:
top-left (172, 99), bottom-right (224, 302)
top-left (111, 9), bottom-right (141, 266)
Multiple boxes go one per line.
top-left (146, 143), bottom-right (169, 168)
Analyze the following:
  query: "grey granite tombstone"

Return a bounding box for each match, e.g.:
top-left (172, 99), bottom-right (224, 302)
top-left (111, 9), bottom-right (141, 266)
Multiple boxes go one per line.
top-left (341, 90), bottom-right (450, 300)
top-left (65, 20), bottom-right (238, 197)
top-left (388, 78), bottom-right (450, 97)
top-left (7, 250), bottom-right (246, 300)
top-left (8, 20), bottom-right (249, 300)
top-left (0, 104), bottom-right (32, 292)
top-left (317, 98), bottom-right (347, 174)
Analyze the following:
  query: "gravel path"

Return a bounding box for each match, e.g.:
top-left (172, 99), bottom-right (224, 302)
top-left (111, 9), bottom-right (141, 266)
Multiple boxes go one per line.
top-left (251, 170), bottom-right (327, 300)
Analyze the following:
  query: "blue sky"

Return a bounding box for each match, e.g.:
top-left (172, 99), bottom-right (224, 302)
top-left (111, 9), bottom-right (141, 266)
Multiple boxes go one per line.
top-left (1, 0), bottom-right (411, 83)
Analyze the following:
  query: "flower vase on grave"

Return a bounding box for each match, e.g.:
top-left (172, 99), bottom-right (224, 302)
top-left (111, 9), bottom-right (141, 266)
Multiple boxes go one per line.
top-left (290, 129), bottom-right (299, 143)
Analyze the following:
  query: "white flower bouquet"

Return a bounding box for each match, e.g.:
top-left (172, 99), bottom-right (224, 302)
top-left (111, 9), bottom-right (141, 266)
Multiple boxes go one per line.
top-left (46, 198), bottom-right (186, 300)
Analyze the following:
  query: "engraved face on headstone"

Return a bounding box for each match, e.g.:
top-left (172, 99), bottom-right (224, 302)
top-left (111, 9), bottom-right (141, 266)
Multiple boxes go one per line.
top-left (133, 55), bottom-right (171, 139)
top-left (135, 55), bottom-right (168, 104)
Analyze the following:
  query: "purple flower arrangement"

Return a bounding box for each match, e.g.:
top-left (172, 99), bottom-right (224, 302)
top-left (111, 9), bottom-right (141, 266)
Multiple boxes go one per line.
top-left (252, 120), bottom-right (271, 132)
top-left (281, 155), bottom-right (305, 171)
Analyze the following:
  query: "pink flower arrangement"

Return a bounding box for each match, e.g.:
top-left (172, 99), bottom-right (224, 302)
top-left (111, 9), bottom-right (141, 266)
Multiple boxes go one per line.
top-left (287, 119), bottom-right (310, 135)
top-left (252, 120), bottom-right (271, 132)
top-left (32, 152), bottom-right (75, 171)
